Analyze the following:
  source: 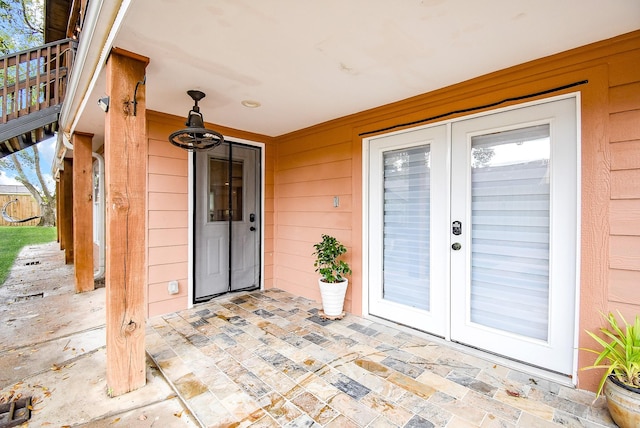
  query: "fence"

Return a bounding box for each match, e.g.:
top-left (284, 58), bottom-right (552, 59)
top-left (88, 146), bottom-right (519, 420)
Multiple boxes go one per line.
top-left (0, 193), bottom-right (40, 226)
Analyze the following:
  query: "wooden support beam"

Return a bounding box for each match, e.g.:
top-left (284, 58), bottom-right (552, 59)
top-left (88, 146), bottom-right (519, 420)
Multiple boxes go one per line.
top-left (58, 168), bottom-right (65, 250)
top-left (72, 132), bottom-right (94, 293)
top-left (104, 48), bottom-right (149, 396)
top-left (61, 159), bottom-right (74, 263)
top-left (56, 180), bottom-right (60, 243)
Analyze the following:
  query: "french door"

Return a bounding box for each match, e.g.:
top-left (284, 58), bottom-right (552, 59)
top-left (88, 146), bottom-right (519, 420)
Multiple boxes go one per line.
top-left (368, 125), bottom-right (449, 335)
top-left (194, 142), bottom-right (261, 302)
top-left (368, 97), bottom-right (578, 374)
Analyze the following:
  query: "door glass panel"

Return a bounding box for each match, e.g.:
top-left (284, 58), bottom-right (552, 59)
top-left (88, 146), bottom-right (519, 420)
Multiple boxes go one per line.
top-left (208, 158), bottom-right (243, 222)
top-left (383, 145), bottom-right (431, 310)
top-left (470, 124), bottom-right (551, 340)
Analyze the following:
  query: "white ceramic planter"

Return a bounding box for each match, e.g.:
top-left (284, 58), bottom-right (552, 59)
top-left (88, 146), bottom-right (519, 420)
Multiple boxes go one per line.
top-left (318, 279), bottom-right (348, 317)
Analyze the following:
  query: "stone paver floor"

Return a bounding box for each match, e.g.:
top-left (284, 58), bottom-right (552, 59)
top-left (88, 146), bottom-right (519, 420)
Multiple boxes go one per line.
top-left (147, 289), bottom-right (616, 428)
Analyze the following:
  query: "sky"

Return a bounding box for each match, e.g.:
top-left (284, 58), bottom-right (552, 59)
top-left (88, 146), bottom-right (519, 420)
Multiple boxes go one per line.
top-left (0, 0), bottom-right (54, 192)
top-left (0, 136), bottom-right (57, 193)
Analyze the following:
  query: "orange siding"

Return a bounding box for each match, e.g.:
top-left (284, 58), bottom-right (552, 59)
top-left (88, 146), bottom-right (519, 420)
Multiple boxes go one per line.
top-left (273, 125), bottom-right (355, 309)
top-left (270, 31), bottom-right (640, 392)
top-left (141, 31), bottom-right (639, 393)
top-left (610, 140), bottom-right (640, 170)
top-left (607, 46), bottom-right (640, 327)
top-left (146, 119), bottom-right (189, 316)
top-left (146, 112), bottom-right (275, 316)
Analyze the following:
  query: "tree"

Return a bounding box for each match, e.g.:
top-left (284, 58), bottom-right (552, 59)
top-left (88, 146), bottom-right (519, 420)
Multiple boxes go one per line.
top-left (0, 0), bottom-right (53, 226)
top-left (0, 145), bottom-right (56, 226)
top-left (0, 0), bottom-right (44, 55)
top-left (472, 147), bottom-right (495, 168)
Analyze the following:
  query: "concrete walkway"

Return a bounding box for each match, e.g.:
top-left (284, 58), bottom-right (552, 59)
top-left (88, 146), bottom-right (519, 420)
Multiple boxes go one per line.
top-left (0, 242), bottom-right (197, 427)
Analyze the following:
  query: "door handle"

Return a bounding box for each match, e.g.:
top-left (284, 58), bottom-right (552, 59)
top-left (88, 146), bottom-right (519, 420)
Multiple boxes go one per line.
top-left (452, 242), bottom-right (461, 251)
top-left (250, 226), bottom-right (256, 232)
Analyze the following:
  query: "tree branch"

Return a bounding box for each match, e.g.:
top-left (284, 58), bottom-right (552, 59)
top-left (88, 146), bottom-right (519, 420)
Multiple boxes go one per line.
top-left (32, 145), bottom-right (53, 201)
top-left (19, 0), bottom-right (43, 35)
top-left (15, 175), bottom-right (43, 205)
top-left (9, 152), bottom-right (29, 182)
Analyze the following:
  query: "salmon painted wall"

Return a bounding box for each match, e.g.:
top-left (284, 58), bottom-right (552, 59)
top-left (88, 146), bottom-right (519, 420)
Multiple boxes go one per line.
top-left (146, 112), bottom-right (274, 317)
top-left (274, 125), bottom-right (356, 311)
top-left (272, 30), bottom-right (640, 392)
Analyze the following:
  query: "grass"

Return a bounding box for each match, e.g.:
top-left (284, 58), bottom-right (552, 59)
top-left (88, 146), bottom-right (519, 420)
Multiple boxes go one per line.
top-left (0, 226), bottom-right (57, 285)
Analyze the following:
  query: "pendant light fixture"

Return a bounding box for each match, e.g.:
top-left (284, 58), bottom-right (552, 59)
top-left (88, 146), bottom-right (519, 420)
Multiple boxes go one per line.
top-left (168, 90), bottom-right (224, 151)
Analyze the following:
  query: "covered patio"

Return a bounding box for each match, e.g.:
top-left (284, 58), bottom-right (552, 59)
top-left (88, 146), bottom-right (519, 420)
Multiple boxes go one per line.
top-left (29, 0), bottom-right (639, 415)
top-left (148, 289), bottom-right (616, 427)
top-left (0, 242), bottom-right (619, 427)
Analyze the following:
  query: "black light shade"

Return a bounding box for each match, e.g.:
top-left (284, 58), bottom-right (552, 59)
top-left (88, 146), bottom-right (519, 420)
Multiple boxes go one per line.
top-left (169, 90), bottom-right (224, 151)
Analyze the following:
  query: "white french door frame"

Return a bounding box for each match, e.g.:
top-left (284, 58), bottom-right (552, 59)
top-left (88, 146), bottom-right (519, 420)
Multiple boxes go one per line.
top-left (367, 125), bottom-right (451, 336)
top-left (187, 136), bottom-right (266, 308)
top-left (362, 93), bottom-right (582, 383)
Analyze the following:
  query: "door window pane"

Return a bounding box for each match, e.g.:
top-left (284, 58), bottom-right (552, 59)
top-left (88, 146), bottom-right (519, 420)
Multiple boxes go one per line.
top-left (208, 158), bottom-right (243, 222)
top-left (383, 145), bottom-right (431, 310)
top-left (470, 124), bottom-right (550, 340)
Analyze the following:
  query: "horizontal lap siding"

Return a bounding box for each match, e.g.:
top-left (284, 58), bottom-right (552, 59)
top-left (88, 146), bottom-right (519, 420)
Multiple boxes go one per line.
top-left (608, 50), bottom-right (640, 319)
top-left (146, 112), bottom-right (275, 316)
top-left (269, 31), bottom-right (640, 393)
top-left (274, 125), bottom-right (354, 310)
top-left (147, 117), bottom-right (189, 317)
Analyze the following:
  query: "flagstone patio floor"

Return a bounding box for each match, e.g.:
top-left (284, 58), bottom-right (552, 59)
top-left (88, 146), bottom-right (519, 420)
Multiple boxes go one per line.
top-left (146, 289), bottom-right (617, 428)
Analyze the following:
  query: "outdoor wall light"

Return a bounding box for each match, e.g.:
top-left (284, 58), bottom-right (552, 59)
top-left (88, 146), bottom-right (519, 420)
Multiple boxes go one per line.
top-left (168, 90), bottom-right (224, 151)
top-left (97, 96), bottom-right (109, 112)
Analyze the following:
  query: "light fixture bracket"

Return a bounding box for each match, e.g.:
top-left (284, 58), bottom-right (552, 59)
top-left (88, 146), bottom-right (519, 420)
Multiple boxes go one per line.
top-left (97, 96), bottom-right (109, 112)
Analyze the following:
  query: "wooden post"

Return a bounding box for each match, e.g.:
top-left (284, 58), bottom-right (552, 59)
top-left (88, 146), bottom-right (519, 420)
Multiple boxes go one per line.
top-left (72, 132), bottom-right (95, 293)
top-left (56, 180), bottom-right (61, 244)
top-left (104, 48), bottom-right (149, 396)
top-left (61, 159), bottom-right (74, 263)
top-left (58, 171), bottom-right (65, 249)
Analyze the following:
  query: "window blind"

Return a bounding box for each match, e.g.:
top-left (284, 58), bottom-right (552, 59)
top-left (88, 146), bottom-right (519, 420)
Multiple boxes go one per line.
top-left (382, 145), bottom-right (431, 310)
top-left (470, 124), bottom-right (551, 340)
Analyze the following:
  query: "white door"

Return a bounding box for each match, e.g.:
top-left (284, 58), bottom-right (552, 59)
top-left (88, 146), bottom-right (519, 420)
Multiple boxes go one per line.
top-left (450, 98), bottom-right (577, 374)
top-left (368, 125), bottom-right (449, 335)
top-left (368, 97), bottom-right (578, 374)
top-left (195, 142), bottom-right (261, 301)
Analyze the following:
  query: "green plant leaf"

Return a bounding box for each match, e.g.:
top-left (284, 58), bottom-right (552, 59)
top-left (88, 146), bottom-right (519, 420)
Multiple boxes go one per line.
top-left (312, 234), bottom-right (351, 283)
top-left (580, 311), bottom-right (640, 396)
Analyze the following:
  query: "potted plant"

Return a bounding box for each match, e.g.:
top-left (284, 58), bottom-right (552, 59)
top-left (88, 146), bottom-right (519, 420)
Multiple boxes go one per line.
top-left (581, 311), bottom-right (640, 428)
top-left (312, 234), bottom-right (352, 318)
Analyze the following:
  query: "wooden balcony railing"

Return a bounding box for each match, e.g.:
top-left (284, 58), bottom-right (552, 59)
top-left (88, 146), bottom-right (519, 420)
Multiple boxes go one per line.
top-left (0, 38), bottom-right (75, 125)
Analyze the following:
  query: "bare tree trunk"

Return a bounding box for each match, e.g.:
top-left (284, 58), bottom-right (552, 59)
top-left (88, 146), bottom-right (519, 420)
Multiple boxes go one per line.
top-left (9, 147), bottom-right (56, 226)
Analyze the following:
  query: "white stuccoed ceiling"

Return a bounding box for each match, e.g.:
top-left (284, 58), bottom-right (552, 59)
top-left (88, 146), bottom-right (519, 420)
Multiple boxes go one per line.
top-left (74, 0), bottom-right (640, 142)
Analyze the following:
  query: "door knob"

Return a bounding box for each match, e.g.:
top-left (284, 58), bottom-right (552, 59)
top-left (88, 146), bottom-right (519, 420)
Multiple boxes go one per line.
top-left (250, 226), bottom-right (256, 232)
top-left (452, 242), bottom-right (461, 251)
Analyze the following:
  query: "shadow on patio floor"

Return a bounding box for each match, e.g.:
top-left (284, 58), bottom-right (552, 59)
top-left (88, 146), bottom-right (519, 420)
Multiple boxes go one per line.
top-left (148, 290), bottom-right (616, 428)
top-left (0, 242), bottom-right (617, 427)
top-left (0, 242), bottom-right (197, 427)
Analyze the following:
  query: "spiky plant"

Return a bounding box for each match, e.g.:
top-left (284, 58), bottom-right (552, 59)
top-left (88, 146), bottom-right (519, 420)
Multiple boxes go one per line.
top-left (581, 311), bottom-right (640, 396)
